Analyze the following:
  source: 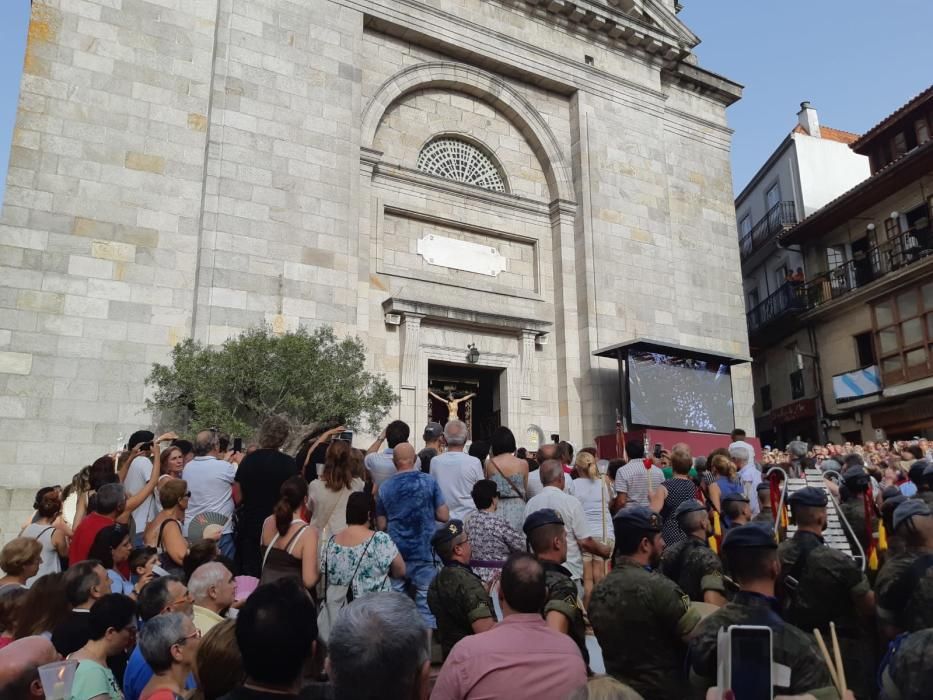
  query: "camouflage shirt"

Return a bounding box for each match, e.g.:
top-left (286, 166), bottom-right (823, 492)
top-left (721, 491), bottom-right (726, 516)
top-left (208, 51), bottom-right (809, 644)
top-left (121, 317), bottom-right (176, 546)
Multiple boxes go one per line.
top-left (839, 498), bottom-right (873, 553)
top-left (427, 562), bottom-right (494, 658)
top-left (541, 560), bottom-right (588, 666)
top-left (778, 530), bottom-right (870, 634)
top-left (688, 590), bottom-right (835, 697)
top-left (778, 531), bottom-right (875, 700)
top-left (881, 628), bottom-right (933, 700)
top-left (875, 549), bottom-right (933, 631)
top-left (752, 507), bottom-right (775, 525)
top-left (659, 536), bottom-right (726, 602)
top-left (588, 558), bottom-right (700, 700)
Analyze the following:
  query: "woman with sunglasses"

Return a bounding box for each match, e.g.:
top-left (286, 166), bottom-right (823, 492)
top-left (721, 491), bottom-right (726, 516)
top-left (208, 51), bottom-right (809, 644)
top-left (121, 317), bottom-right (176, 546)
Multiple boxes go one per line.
top-left (143, 479), bottom-right (190, 576)
top-left (138, 613), bottom-right (201, 700)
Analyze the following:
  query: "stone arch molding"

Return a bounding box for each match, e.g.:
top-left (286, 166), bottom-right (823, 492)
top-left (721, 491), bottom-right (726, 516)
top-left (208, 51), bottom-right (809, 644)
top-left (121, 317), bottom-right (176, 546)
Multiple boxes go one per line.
top-left (361, 62), bottom-right (575, 203)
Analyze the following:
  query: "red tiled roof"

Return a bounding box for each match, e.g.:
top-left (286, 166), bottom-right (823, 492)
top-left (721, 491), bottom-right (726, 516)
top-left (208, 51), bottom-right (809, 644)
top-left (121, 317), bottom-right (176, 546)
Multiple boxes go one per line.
top-left (850, 84), bottom-right (933, 152)
top-left (792, 123), bottom-right (860, 145)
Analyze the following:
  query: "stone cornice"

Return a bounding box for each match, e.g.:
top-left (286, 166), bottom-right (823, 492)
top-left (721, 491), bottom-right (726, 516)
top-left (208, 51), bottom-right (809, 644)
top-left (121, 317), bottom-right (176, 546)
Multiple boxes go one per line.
top-left (662, 62), bottom-right (743, 107)
top-left (519, 0), bottom-right (695, 63)
top-left (383, 296), bottom-right (553, 333)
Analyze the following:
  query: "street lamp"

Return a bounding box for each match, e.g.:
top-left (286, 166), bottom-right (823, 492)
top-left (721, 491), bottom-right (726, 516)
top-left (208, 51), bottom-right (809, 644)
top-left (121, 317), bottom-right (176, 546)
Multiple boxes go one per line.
top-left (466, 344), bottom-right (480, 364)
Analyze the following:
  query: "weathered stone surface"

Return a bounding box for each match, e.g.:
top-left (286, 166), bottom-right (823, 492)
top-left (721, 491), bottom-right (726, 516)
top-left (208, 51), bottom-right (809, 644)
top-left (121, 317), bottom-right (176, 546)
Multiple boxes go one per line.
top-left (0, 0), bottom-right (751, 540)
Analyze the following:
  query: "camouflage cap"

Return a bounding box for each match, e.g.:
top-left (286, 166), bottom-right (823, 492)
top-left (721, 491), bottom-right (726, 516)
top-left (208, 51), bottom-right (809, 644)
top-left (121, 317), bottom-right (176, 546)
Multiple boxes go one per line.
top-left (788, 486), bottom-right (828, 508)
top-left (612, 506), bottom-right (662, 534)
top-left (722, 523), bottom-right (777, 550)
top-left (722, 492), bottom-right (749, 504)
top-left (522, 508), bottom-right (564, 535)
top-left (673, 499), bottom-right (706, 521)
top-left (893, 500), bottom-right (932, 532)
top-left (881, 485), bottom-right (903, 502)
top-left (431, 519), bottom-right (466, 548)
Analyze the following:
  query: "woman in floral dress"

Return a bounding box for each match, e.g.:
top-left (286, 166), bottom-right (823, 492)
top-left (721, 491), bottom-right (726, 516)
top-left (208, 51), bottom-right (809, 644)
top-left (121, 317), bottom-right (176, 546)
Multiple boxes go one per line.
top-left (321, 492), bottom-right (405, 598)
top-left (464, 480), bottom-right (525, 587)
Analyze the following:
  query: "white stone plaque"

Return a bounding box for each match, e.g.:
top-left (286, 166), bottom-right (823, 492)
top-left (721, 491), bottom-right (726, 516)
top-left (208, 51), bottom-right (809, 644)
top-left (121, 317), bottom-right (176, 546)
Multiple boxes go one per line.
top-left (416, 234), bottom-right (507, 277)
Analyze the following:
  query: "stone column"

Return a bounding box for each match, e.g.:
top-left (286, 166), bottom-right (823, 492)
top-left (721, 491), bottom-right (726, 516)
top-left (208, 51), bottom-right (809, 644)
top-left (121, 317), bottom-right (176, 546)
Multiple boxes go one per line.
top-left (520, 329), bottom-right (537, 400)
top-left (398, 312), bottom-right (424, 434)
top-left (549, 200), bottom-right (583, 442)
top-left (356, 147), bottom-right (383, 339)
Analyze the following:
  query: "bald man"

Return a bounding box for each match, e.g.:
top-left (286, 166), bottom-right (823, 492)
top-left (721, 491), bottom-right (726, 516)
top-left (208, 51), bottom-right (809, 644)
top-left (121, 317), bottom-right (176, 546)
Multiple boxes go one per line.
top-left (0, 636), bottom-right (59, 700)
top-left (376, 441), bottom-right (449, 631)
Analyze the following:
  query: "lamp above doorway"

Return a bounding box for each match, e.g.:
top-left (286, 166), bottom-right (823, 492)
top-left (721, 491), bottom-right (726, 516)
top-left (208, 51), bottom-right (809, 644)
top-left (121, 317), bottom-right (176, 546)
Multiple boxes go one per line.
top-left (466, 343), bottom-right (480, 364)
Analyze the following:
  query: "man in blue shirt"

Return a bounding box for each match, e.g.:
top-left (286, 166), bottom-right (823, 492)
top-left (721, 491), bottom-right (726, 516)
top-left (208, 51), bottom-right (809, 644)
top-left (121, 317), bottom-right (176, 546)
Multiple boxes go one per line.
top-left (124, 576), bottom-right (196, 700)
top-left (375, 442), bottom-right (449, 630)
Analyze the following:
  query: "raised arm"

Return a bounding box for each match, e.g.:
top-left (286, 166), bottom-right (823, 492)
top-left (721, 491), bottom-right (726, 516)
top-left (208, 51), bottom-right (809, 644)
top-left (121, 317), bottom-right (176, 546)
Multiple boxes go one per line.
top-left (429, 391), bottom-right (445, 403)
top-left (366, 427), bottom-right (386, 456)
top-left (122, 443), bottom-right (161, 515)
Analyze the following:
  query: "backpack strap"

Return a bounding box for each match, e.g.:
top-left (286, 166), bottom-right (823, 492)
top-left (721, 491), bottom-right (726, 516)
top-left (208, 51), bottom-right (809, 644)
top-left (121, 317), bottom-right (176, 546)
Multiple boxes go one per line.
top-left (780, 532), bottom-right (823, 598)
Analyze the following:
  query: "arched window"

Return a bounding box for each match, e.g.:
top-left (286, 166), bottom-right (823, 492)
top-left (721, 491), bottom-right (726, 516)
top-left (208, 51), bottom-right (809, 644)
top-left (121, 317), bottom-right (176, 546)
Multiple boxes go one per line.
top-left (416, 138), bottom-right (507, 193)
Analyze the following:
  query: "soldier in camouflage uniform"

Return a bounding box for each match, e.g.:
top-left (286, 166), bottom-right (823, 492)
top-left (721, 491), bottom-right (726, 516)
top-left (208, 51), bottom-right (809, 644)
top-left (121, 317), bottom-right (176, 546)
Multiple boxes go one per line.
top-left (839, 463), bottom-right (875, 555)
top-left (876, 500), bottom-right (933, 638)
top-left (918, 462), bottom-right (933, 506)
top-left (659, 499), bottom-right (727, 606)
top-left (778, 487), bottom-right (876, 700)
top-left (689, 523), bottom-right (836, 699)
top-left (881, 489), bottom-right (908, 559)
top-left (426, 519), bottom-right (495, 659)
top-left (588, 506), bottom-right (701, 699)
top-left (722, 492), bottom-right (752, 529)
top-left (880, 628), bottom-right (933, 700)
top-left (523, 508), bottom-right (589, 670)
top-left (752, 481), bottom-right (775, 525)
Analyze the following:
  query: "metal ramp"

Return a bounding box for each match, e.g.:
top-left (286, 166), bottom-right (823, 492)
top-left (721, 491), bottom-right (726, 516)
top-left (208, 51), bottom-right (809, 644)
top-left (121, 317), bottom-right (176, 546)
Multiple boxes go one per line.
top-left (768, 467), bottom-right (865, 571)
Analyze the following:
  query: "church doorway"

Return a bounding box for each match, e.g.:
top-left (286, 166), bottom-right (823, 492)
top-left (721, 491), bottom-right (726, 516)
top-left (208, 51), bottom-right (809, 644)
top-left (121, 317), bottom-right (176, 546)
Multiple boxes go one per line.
top-left (427, 361), bottom-right (503, 442)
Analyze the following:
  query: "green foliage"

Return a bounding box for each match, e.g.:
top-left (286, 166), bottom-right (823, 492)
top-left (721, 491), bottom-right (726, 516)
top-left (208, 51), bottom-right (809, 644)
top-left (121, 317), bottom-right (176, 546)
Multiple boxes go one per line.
top-left (145, 326), bottom-right (396, 439)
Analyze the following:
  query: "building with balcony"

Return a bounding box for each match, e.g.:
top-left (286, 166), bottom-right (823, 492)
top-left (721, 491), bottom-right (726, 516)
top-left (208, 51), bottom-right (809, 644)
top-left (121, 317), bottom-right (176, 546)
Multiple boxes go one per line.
top-left (735, 102), bottom-right (870, 443)
top-left (747, 86), bottom-right (933, 445)
top-left (737, 104), bottom-right (870, 340)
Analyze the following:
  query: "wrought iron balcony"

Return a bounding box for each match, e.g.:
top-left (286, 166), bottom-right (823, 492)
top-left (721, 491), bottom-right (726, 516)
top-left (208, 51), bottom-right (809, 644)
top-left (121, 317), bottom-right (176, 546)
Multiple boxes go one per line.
top-left (746, 281), bottom-right (808, 335)
top-left (739, 201), bottom-right (798, 261)
top-left (803, 225), bottom-right (933, 307)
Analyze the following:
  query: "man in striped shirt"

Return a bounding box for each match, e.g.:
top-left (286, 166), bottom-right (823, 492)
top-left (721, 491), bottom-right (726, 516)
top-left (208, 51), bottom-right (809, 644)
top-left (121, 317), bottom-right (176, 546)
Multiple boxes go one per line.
top-left (613, 440), bottom-right (666, 512)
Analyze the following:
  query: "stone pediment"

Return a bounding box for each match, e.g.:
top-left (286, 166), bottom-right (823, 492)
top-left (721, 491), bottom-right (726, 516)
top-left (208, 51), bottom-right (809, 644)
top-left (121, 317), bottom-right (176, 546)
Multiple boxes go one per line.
top-left (520, 0), bottom-right (699, 62)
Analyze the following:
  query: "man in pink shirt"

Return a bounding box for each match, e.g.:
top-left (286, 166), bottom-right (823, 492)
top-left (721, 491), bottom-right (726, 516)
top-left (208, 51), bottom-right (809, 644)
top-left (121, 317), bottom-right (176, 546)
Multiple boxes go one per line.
top-left (431, 553), bottom-right (587, 700)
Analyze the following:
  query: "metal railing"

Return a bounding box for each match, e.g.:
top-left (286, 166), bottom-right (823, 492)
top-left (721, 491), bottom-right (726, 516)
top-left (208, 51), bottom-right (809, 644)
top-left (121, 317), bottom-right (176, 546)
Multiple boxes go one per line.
top-left (739, 201), bottom-right (798, 260)
top-left (746, 281), bottom-right (807, 332)
top-left (803, 225), bottom-right (933, 307)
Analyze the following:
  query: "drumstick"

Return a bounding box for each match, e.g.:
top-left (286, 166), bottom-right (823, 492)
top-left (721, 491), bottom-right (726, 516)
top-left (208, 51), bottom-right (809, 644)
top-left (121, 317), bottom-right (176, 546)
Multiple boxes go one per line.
top-left (813, 629), bottom-right (841, 694)
top-left (830, 622), bottom-right (847, 694)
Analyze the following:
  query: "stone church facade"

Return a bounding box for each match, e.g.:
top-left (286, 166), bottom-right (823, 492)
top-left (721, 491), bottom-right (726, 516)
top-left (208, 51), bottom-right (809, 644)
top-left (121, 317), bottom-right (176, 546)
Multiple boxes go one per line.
top-left (0, 0), bottom-right (752, 525)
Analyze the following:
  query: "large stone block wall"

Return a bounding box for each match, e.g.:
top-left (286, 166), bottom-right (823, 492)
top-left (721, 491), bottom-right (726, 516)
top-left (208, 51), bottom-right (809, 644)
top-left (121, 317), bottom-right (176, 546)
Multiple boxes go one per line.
top-left (0, 0), bottom-right (752, 537)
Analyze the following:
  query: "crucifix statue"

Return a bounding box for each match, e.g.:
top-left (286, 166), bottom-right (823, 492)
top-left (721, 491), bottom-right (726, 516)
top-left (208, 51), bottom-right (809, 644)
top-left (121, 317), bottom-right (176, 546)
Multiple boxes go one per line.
top-left (429, 391), bottom-right (476, 421)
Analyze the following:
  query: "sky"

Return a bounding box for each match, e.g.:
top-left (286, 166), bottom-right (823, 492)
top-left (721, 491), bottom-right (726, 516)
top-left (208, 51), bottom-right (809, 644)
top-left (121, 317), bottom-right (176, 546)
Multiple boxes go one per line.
top-left (0, 1), bottom-right (930, 203)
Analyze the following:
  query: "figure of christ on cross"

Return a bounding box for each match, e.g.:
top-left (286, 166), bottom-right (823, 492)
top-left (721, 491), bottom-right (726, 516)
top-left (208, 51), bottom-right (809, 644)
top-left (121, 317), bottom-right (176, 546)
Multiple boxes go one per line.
top-left (429, 391), bottom-right (476, 422)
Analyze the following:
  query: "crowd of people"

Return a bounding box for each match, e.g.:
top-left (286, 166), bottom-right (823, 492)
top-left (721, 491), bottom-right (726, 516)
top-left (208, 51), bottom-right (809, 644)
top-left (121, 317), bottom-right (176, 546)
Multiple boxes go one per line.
top-left (0, 416), bottom-right (930, 700)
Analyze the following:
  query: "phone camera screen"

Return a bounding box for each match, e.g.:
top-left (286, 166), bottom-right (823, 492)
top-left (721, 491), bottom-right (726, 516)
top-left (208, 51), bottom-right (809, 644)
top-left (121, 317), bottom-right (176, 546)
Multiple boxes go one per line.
top-left (731, 628), bottom-right (772, 700)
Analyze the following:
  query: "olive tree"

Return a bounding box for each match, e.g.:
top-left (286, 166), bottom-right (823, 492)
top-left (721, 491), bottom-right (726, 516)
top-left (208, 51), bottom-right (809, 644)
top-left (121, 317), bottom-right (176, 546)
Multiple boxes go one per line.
top-left (146, 325), bottom-right (396, 441)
